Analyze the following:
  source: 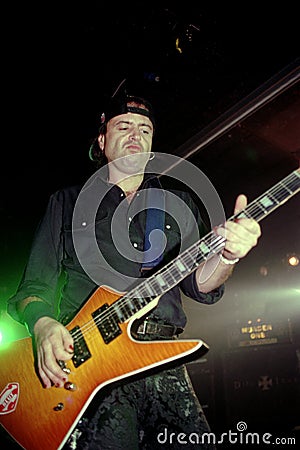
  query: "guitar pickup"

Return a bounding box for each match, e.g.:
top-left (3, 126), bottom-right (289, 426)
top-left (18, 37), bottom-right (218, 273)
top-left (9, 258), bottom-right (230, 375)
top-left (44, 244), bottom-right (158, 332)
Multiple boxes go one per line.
top-left (70, 326), bottom-right (91, 368)
top-left (92, 303), bottom-right (122, 344)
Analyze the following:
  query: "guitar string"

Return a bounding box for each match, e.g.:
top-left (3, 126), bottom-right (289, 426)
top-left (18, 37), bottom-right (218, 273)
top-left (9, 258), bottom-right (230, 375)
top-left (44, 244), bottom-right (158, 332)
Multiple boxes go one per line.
top-left (70, 171), bottom-right (300, 344)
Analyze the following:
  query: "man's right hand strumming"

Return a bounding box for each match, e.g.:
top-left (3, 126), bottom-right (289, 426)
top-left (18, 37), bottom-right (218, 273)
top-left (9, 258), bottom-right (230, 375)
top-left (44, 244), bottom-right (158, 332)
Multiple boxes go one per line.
top-left (33, 317), bottom-right (74, 388)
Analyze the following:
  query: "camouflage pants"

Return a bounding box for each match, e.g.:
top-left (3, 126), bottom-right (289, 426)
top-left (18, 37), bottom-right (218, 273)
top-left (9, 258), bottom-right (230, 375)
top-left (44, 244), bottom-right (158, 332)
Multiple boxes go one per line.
top-left (70, 364), bottom-right (215, 450)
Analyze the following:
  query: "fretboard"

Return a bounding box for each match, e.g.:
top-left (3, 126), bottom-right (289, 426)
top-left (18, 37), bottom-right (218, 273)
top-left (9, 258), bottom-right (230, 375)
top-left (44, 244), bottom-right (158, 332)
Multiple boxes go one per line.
top-left (113, 169), bottom-right (300, 322)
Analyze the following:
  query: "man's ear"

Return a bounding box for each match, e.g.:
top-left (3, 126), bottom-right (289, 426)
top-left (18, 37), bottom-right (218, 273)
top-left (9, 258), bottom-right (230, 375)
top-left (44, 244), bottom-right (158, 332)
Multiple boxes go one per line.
top-left (98, 134), bottom-right (105, 151)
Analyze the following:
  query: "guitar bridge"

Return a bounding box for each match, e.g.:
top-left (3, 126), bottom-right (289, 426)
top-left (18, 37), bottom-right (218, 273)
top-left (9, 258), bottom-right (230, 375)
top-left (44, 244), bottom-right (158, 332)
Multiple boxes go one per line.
top-left (92, 303), bottom-right (122, 344)
top-left (70, 326), bottom-right (91, 368)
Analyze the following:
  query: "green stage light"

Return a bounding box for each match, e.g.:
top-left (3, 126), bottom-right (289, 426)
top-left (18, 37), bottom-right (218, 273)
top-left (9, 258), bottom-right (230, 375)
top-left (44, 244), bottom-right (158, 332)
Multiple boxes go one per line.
top-left (0, 314), bottom-right (28, 345)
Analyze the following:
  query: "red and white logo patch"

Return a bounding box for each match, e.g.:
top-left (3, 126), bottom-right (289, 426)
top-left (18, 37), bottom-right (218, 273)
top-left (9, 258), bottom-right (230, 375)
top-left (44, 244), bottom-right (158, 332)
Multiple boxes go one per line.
top-left (0, 383), bottom-right (19, 414)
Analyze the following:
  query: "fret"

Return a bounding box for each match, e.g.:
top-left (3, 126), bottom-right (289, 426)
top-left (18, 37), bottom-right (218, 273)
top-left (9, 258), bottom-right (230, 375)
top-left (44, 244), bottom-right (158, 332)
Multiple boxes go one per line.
top-left (148, 277), bottom-right (168, 296)
top-left (154, 273), bottom-right (168, 288)
top-left (164, 270), bottom-right (177, 286)
top-left (180, 254), bottom-right (193, 271)
top-left (120, 290), bottom-right (143, 319)
top-left (272, 191), bottom-right (290, 204)
top-left (235, 210), bottom-right (251, 219)
top-left (259, 195), bottom-right (274, 209)
top-left (253, 201), bottom-right (269, 218)
top-left (286, 174), bottom-right (300, 192)
top-left (135, 282), bottom-right (153, 299)
top-left (207, 235), bottom-right (225, 254)
top-left (115, 299), bottom-right (132, 322)
top-left (267, 192), bottom-right (280, 205)
top-left (177, 257), bottom-right (191, 272)
top-left (129, 298), bottom-right (140, 313)
top-left (174, 258), bottom-right (189, 274)
top-left (137, 296), bottom-right (149, 308)
top-left (184, 250), bottom-right (200, 271)
top-left (169, 263), bottom-right (186, 283)
top-left (198, 241), bottom-right (211, 258)
top-left (114, 305), bottom-right (126, 322)
top-left (279, 180), bottom-right (293, 195)
top-left (181, 250), bottom-right (198, 268)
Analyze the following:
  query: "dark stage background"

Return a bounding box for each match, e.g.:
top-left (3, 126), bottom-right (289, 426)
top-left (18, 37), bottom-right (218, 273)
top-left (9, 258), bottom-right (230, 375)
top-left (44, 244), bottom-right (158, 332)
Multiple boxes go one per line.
top-left (1, 2), bottom-right (300, 446)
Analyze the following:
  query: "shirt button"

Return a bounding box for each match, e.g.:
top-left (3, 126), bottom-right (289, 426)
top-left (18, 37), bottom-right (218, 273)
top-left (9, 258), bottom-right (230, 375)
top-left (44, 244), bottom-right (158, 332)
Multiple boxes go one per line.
top-left (82, 221), bottom-right (87, 227)
top-left (133, 243), bottom-right (138, 248)
top-left (166, 224), bottom-right (171, 229)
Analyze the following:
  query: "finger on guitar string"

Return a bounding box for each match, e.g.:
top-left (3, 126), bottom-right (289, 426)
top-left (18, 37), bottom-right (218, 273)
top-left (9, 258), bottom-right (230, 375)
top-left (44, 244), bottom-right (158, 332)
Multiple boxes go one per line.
top-left (34, 317), bottom-right (74, 387)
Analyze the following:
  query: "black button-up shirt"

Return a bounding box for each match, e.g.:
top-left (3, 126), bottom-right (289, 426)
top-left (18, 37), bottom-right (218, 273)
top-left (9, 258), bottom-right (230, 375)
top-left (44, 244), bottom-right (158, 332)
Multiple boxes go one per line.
top-left (8, 172), bottom-right (224, 328)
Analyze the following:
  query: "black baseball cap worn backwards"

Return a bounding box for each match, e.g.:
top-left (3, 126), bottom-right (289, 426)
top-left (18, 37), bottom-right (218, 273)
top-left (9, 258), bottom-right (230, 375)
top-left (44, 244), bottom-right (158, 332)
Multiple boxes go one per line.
top-left (99, 92), bottom-right (155, 129)
top-left (89, 86), bottom-right (156, 162)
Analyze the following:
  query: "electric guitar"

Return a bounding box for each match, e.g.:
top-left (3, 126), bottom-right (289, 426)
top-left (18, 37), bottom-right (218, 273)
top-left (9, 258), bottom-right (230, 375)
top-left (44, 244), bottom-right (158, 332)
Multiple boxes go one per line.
top-left (0, 168), bottom-right (299, 450)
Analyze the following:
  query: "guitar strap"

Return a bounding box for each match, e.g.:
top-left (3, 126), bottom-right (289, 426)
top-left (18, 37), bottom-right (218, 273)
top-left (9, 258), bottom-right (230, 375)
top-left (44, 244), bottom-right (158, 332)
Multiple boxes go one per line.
top-left (141, 187), bottom-right (165, 271)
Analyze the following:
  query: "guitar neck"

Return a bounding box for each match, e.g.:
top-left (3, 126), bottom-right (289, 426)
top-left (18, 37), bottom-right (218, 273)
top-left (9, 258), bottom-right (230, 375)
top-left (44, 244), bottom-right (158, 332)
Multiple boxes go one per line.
top-left (232, 168), bottom-right (300, 223)
top-left (112, 169), bottom-right (300, 322)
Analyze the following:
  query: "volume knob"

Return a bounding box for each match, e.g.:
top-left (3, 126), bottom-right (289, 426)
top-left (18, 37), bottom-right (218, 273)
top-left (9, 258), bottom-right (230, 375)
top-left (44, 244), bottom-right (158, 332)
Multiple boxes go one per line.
top-left (64, 381), bottom-right (77, 391)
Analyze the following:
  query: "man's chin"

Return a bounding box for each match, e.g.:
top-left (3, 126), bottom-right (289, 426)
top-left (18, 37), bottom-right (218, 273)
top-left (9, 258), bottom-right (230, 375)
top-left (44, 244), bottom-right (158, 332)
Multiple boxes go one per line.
top-left (122, 153), bottom-right (150, 170)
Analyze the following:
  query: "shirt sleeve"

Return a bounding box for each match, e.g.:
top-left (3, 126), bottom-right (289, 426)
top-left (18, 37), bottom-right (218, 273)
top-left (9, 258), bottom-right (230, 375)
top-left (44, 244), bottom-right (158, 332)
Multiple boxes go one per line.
top-left (178, 190), bottom-right (225, 305)
top-left (180, 270), bottom-right (225, 304)
top-left (7, 191), bottom-right (64, 323)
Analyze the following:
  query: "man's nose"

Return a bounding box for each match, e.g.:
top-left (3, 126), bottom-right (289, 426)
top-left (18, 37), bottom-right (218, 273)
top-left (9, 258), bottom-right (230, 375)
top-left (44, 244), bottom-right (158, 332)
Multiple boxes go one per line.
top-left (129, 128), bottom-right (141, 140)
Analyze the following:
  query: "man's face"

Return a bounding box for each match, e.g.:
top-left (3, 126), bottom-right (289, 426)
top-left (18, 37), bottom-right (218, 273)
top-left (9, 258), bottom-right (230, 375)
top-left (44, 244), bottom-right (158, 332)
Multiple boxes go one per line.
top-left (98, 109), bottom-right (154, 176)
